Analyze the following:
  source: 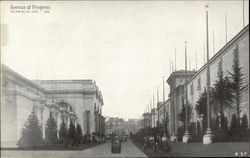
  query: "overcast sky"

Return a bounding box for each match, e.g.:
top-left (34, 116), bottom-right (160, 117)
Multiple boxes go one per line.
top-left (1, 1), bottom-right (249, 120)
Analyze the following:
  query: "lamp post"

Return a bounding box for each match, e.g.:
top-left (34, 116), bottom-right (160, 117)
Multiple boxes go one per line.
top-left (162, 77), bottom-right (167, 142)
top-left (153, 95), bottom-right (155, 128)
top-left (182, 41), bottom-right (191, 143)
top-left (203, 5), bottom-right (213, 144)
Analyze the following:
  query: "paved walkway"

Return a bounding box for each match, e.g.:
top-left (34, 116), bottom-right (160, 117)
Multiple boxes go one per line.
top-left (1, 140), bottom-right (148, 158)
top-left (80, 140), bottom-right (147, 157)
top-left (167, 142), bottom-right (250, 157)
top-left (132, 140), bottom-right (249, 157)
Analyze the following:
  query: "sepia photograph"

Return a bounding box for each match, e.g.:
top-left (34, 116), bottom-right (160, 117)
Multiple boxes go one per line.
top-left (1, 0), bottom-right (249, 157)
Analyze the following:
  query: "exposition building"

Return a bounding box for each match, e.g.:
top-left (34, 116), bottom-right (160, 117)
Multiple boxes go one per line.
top-left (145, 24), bottom-right (249, 139)
top-left (1, 65), bottom-right (105, 147)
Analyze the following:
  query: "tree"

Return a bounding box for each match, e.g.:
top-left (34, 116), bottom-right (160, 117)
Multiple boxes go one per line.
top-left (188, 122), bottom-right (202, 142)
top-left (229, 114), bottom-right (239, 141)
top-left (179, 97), bottom-right (192, 127)
top-left (75, 124), bottom-right (83, 146)
top-left (228, 44), bottom-right (247, 125)
top-left (59, 121), bottom-right (68, 145)
top-left (162, 112), bottom-right (170, 137)
top-left (240, 114), bottom-right (248, 141)
top-left (45, 112), bottom-right (58, 144)
top-left (211, 60), bottom-right (234, 129)
top-left (68, 121), bottom-right (76, 146)
top-left (195, 89), bottom-right (208, 134)
top-left (17, 109), bottom-right (43, 147)
top-left (217, 115), bottom-right (229, 142)
top-left (177, 125), bottom-right (185, 142)
top-left (211, 116), bottom-right (219, 137)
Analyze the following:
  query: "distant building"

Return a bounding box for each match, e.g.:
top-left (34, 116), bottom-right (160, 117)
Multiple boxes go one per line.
top-left (167, 24), bottom-right (249, 137)
top-left (157, 100), bottom-right (170, 132)
top-left (1, 65), bottom-right (105, 147)
top-left (105, 117), bottom-right (125, 135)
top-left (149, 108), bottom-right (157, 128)
top-left (127, 119), bottom-right (142, 134)
top-left (142, 24), bottom-right (249, 139)
top-left (167, 70), bottom-right (196, 137)
top-left (157, 102), bottom-right (164, 124)
top-left (143, 112), bottom-right (151, 128)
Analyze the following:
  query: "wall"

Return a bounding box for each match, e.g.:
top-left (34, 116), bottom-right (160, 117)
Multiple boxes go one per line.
top-left (1, 85), bottom-right (17, 146)
top-left (1, 65), bottom-right (105, 147)
top-left (186, 26), bottom-right (249, 126)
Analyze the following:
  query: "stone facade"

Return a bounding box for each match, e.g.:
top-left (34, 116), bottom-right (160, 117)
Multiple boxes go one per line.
top-left (143, 112), bottom-right (151, 128)
top-left (1, 65), bottom-right (105, 147)
top-left (105, 117), bottom-right (125, 135)
top-left (168, 25), bottom-right (249, 136)
top-left (167, 70), bottom-right (196, 136)
top-left (157, 100), bottom-right (170, 132)
top-left (150, 108), bottom-right (157, 128)
top-left (185, 24), bottom-right (249, 127)
top-left (141, 25), bottom-right (249, 139)
top-left (124, 119), bottom-right (142, 134)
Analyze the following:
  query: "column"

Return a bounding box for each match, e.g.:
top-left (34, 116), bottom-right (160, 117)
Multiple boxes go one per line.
top-left (56, 110), bottom-right (61, 137)
top-left (60, 108), bottom-right (67, 124)
top-left (100, 114), bottom-right (103, 134)
top-left (69, 112), bottom-right (75, 123)
top-left (86, 111), bottom-right (90, 134)
top-left (40, 106), bottom-right (45, 139)
top-left (98, 113), bottom-right (101, 134)
top-left (97, 113), bottom-right (99, 133)
top-left (66, 112), bottom-right (70, 127)
top-left (94, 111), bottom-right (98, 133)
top-left (103, 117), bottom-right (105, 135)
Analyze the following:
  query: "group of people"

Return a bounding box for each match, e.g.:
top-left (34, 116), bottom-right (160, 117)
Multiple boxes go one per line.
top-left (82, 133), bottom-right (106, 144)
top-left (143, 134), bottom-right (169, 152)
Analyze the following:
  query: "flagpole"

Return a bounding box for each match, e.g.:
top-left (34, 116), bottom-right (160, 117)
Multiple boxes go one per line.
top-left (147, 104), bottom-right (149, 127)
top-left (148, 101), bottom-right (150, 113)
top-left (175, 48), bottom-right (177, 71)
top-left (182, 41), bottom-right (191, 143)
top-left (147, 103), bottom-right (149, 113)
top-left (172, 61), bottom-right (174, 73)
top-left (189, 58), bottom-right (191, 70)
top-left (153, 95), bottom-right (155, 127)
top-left (195, 49), bottom-right (197, 71)
top-left (213, 29), bottom-right (215, 55)
top-left (203, 41), bottom-right (206, 64)
top-left (157, 88), bottom-right (159, 127)
top-left (243, 0), bottom-right (245, 28)
top-left (225, 12), bottom-right (228, 44)
top-left (185, 42), bottom-right (188, 131)
top-left (162, 76), bottom-right (167, 141)
top-left (150, 99), bottom-right (152, 127)
top-left (203, 5), bottom-right (213, 144)
top-left (169, 58), bottom-right (171, 74)
top-left (163, 76), bottom-right (165, 103)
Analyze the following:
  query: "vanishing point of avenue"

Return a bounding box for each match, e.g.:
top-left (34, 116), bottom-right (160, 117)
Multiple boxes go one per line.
top-left (1, 1), bottom-right (249, 158)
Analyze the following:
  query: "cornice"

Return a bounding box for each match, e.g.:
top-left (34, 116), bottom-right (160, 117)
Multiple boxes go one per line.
top-left (2, 65), bottom-right (47, 93)
top-left (184, 24), bottom-right (249, 87)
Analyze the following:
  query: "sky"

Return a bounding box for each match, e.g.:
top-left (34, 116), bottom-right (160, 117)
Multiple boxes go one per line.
top-left (1, 0), bottom-right (249, 120)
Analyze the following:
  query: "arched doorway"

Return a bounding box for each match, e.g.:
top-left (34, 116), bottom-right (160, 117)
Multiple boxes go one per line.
top-left (57, 101), bottom-right (76, 127)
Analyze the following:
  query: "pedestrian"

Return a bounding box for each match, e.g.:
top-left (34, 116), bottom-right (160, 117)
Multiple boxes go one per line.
top-left (143, 136), bottom-right (147, 150)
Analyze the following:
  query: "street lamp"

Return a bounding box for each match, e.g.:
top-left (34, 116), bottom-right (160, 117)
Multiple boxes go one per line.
top-left (203, 5), bottom-right (213, 144)
top-left (182, 41), bottom-right (191, 143)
